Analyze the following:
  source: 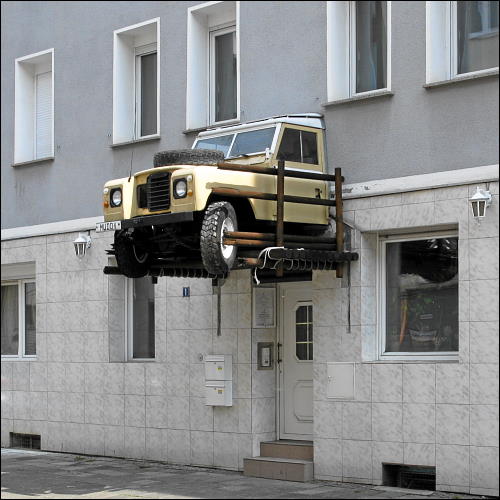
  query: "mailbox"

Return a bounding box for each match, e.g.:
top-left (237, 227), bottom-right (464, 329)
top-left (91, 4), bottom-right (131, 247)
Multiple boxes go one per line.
top-left (204, 354), bottom-right (232, 406)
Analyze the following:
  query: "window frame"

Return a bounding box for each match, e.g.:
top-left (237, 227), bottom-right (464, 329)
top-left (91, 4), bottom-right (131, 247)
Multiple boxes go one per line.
top-left (125, 277), bottom-right (155, 361)
top-left (209, 23), bottom-right (238, 126)
top-left (450, 0), bottom-right (499, 78)
top-left (1, 278), bottom-right (36, 359)
top-left (377, 230), bottom-right (459, 362)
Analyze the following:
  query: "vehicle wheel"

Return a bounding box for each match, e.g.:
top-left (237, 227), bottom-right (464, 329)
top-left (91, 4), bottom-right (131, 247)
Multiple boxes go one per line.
top-left (153, 149), bottom-right (225, 167)
top-left (114, 230), bottom-right (152, 278)
top-left (200, 202), bottom-right (238, 275)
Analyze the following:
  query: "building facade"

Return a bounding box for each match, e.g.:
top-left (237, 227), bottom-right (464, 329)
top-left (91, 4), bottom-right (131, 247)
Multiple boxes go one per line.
top-left (1, 1), bottom-right (498, 495)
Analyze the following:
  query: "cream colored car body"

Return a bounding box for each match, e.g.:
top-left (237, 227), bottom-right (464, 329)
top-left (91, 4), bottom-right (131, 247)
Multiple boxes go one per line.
top-left (103, 119), bottom-right (329, 226)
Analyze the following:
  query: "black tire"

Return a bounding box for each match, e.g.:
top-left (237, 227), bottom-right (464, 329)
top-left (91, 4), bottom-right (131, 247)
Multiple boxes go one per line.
top-left (154, 149), bottom-right (225, 167)
top-left (200, 201), bottom-right (238, 275)
top-left (114, 230), bottom-right (152, 278)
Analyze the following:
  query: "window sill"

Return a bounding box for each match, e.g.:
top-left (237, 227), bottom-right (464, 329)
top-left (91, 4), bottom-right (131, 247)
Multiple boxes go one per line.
top-left (1, 356), bottom-right (37, 361)
top-left (363, 357), bottom-right (459, 364)
top-left (182, 126), bottom-right (209, 135)
top-left (110, 135), bottom-right (161, 148)
top-left (424, 68), bottom-right (498, 89)
top-left (12, 156), bottom-right (54, 168)
top-left (322, 89), bottom-right (394, 107)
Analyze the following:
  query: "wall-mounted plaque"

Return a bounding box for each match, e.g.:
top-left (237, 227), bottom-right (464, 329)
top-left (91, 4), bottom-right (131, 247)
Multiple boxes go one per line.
top-left (252, 287), bottom-right (276, 328)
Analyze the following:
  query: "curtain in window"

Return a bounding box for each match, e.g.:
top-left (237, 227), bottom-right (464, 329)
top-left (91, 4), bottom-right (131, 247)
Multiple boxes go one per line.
top-left (132, 277), bottom-right (155, 358)
top-left (215, 30), bottom-right (237, 122)
top-left (35, 71), bottom-right (52, 158)
top-left (140, 52), bottom-right (157, 136)
top-left (1, 285), bottom-right (19, 355)
top-left (24, 282), bottom-right (36, 355)
top-left (457, 1), bottom-right (499, 74)
top-left (356, 1), bottom-right (387, 93)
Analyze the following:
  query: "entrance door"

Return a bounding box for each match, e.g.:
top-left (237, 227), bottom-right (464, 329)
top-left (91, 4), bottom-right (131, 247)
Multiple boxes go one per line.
top-left (279, 283), bottom-right (313, 440)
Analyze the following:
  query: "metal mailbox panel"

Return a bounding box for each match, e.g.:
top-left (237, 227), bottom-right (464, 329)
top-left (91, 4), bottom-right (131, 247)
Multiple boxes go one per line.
top-left (327, 362), bottom-right (355, 399)
top-left (204, 354), bottom-right (232, 381)
top-left (205, 381), bottom-right (232, 406)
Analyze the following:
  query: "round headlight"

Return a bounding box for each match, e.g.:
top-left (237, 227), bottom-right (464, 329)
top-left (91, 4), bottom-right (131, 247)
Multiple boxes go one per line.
top-left (175, 179), bottom-right (188, 198)
top-left (111, 189), bottom-right (122, 207)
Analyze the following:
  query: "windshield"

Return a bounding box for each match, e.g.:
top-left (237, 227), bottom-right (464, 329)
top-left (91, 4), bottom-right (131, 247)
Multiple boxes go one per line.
top-left (194, 126), bottom-right (276, 158)
top-left (195, 135), bottom-right (234, 156)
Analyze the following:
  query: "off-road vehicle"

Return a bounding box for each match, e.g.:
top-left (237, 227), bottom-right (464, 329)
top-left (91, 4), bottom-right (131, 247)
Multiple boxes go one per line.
top-left (97, 113), bottom-right (330, 278)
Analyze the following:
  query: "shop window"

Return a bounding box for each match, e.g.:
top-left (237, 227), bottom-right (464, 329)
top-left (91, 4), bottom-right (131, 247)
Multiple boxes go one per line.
top-left (127, 277), bottom-right (155, 359)
top-left (1, 279), bottom-right (36, 358)
top-left (327, 1), bottom-right (391, 101)
top-left (296, 304), bottom-right (313, 361)
top-left (379, 233), bottom-right (458, 360)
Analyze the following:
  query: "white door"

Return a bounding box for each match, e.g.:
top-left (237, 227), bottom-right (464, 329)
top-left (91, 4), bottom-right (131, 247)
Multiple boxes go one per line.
top-left (279, 283), bottom-right (313, 440)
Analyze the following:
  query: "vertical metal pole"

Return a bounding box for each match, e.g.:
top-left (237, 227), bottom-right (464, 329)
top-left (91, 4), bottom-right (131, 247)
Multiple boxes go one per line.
top-left (216, 279), bottom-right (222, 336)
top-left (276, 159), bottom-right (285, 277)
top-left (335, 167), bottom-right (344, 279)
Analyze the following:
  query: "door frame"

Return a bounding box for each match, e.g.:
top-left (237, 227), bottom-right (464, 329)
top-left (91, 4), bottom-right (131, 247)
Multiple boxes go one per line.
top-left (276, 281), bottom-right (313, 441)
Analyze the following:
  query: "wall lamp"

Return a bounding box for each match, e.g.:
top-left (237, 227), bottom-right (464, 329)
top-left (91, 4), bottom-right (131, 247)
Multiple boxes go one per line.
top-left (469, 186), bottom-right (492, 223)
top-left (74, 231), bottom-right (92, 258)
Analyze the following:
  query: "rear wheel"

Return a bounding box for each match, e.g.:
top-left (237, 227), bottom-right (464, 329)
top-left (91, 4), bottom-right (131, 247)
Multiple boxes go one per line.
top-left (114, 229), bottom-right (152, 278)
top-left (200, 201), bottom-right (238, 275)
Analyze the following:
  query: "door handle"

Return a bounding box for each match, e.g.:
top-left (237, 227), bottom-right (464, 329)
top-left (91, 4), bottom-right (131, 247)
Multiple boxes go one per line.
top-left (277, 342), bottom-right (282, 364)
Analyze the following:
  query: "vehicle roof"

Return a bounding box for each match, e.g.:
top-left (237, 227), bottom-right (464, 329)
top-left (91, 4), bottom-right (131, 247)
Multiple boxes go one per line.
top-left (197, 113), bottom-right (325, 139)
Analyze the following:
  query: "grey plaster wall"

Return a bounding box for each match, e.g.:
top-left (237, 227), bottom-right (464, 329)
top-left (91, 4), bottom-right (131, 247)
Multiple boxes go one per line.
top-left (1, 1), bottom-right (499, 229)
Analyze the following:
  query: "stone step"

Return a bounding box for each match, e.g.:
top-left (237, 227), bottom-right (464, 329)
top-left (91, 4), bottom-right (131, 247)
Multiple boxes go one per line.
top-left (260, 440), bottom-right (314, 461)
top-left (243, 456), bottom-right (313, 482)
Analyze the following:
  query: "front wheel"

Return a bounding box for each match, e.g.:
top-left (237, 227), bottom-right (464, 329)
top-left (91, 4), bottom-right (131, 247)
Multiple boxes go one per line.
top-left (200, 201), bottom-right (238, 275)
top-left (114, 229), bottom-right (152, 278)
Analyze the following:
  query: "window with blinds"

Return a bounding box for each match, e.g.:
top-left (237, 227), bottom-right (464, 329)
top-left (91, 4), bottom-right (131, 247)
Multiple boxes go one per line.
top-left (35, 71), bottom-right (53, 159)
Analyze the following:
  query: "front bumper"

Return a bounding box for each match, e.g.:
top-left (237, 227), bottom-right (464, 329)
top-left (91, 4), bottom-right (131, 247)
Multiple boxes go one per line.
top-left (121, 211), bottom-right (194, 229)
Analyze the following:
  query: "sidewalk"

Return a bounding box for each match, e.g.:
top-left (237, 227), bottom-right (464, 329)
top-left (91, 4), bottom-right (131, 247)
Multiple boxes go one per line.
top-left (1, 449), bottom-right (484, 499)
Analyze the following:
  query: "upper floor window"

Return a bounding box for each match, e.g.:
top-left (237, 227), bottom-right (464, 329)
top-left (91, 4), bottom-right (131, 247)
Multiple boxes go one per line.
top-left (327, 1), bottom-right (391, 102)
top-left (426, 1), bottom-right (499, 84)
top-left (14, 49), bottom-right (54, 164)
top-left (187, 1), bottom-right (239, 129)
top-left (113, 18), bottom-right (159, 144)
top-left (378, 233), bottom-right (459, 361)
top-left (1, 278), bottom-right (36, 358)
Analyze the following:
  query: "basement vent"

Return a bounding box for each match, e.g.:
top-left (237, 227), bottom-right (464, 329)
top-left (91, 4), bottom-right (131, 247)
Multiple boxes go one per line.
top-left (10, 432), bottom-right (41, 450)
top-left (382, 464), bottom-right (436, 491)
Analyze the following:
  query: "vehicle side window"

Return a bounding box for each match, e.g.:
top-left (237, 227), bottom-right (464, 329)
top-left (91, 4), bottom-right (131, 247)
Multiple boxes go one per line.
top-left (278, 128), bottom-right (318, 165)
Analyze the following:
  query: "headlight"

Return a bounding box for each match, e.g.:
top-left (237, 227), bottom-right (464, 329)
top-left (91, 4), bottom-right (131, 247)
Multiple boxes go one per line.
top-left (110, 188), bottom-right (122, 207)
top-left (174, 179), bottom-right (188, 198)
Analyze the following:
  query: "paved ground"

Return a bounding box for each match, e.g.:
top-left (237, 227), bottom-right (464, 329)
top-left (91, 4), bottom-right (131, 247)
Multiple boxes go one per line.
top-left (1, 448), bottom-right (486, 499)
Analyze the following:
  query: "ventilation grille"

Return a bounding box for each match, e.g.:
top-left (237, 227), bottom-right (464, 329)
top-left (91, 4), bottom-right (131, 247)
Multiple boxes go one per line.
top-left (147, 172), bottom-right (171, 212)
top-left (383, 464), bottom-right (436, 491)
top-left (10, 433), bottom-right (41, 450)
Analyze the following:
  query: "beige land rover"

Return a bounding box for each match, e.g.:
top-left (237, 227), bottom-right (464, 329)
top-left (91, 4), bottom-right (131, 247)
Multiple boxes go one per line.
top-left (97, 114), bottom-right (330, 277)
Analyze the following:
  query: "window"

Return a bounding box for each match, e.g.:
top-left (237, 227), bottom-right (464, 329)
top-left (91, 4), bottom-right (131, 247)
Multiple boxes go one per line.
top-left (1, 280), bottom-right (36, 358)
top-left (113, 19), bottom-right (159, 144)
top-left (296, 304), bottom-right (313, 361)
top-left (426, 1), bottom-right (499, 84)
top-left (187, 1), bottom-right (239, 129)
top-left (327, 1), bottom-right (391, 101)
top-left (379, 233), bottom-right (459, 360)
top-left (14, 49), bottom-right (54, 164)
top-left (126, 277), bottom-right (155, 359)
top-left (278, 128), bottom-right (319, 165)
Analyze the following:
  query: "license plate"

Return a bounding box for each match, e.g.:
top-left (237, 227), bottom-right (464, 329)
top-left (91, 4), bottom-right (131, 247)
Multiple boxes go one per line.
top-left (95, 221), bottom-right (122, 232)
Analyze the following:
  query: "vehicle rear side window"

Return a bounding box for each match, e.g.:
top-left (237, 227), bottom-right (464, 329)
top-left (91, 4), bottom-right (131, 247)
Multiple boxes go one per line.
top-left (229, 128), bottom-right (275, 157)
top-left (278, 128), bottom-right (318, 165)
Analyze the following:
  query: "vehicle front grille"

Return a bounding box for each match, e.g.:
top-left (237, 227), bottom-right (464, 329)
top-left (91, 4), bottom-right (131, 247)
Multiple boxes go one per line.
top-left (147, 172), bottom-right (171, 212)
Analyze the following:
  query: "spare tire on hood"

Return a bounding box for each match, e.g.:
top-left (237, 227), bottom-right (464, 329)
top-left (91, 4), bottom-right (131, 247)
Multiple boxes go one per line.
top-left (153, 149), bottom-right (225, 167)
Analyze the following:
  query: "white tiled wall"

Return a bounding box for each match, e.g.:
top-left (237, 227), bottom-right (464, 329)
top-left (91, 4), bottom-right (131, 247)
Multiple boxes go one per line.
top-left (312, 181), bottom-right (499, 495)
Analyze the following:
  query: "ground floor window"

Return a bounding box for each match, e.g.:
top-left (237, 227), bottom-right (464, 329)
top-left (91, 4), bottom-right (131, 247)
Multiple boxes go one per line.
top-left (127, 276), bottom-right (155, 359)
top-left (379, 232), bottom-right (458, 359)
top-left (1, 279), bottom-right (36, 357)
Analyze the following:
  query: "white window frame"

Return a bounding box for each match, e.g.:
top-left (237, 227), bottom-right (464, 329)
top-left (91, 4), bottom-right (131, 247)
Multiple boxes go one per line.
top-left (377, 230), bottom-right (459, 362)
top-left (125, 278), bottom-right (155, 361)
top-left (113, 18), bottom-right (160, 144)
top-left (134, 42), bottom-right (158, 140)
top-left (1, 279), bottom-right (36, 359)
top-left (327, 1), bottom-right (391, 102)
top-left (14, 48), bottom-right (54, 164)
top-left (209, 23), bottom-right (238, 125)
top-left (186, 1), bottom-right (240, 130)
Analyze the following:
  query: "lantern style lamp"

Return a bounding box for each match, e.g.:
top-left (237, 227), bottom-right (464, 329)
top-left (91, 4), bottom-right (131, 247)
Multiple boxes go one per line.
top-left (73, 232), bottom-right (92, 258)
top-left (470, 187), bottom-right (492, 222)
